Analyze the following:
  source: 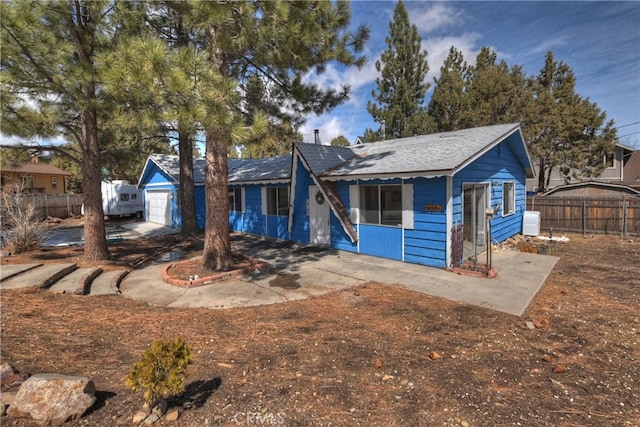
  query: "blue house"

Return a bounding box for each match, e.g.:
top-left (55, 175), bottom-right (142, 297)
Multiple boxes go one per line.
top-left (138, 123), bottom-right (533, 269)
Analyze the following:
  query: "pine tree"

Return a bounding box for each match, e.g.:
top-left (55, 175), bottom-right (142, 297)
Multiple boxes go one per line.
top-left (465, 47), bottom-right (529, 127)
top-left (330, 135), bottom-right (350, 147)
top-left (428, 46), bottom-right (469, 132)
top-left (1, 1), bottom-right (118, 260)
top-left (196, 1), bottom-right (369, 270)
top-left (527, 52), bottom-right (617, 191)
top-left (367, 0), bottom-right (430, 139)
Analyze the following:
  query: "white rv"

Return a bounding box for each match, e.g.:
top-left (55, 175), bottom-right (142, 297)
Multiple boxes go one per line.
top-left (101, 180), bottom-right (143, 218)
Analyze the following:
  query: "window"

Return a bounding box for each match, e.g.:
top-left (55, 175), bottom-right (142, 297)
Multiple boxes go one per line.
top-left (359, 185), bottom-right (402, 226)
top-left (266, 187), bottom-right (289, 216)
top-left (21, 176), bottom-right (34, 189)
top-left (120, 193), bottom-right (130, 202)
top-left (604, 153), bottom-right (614, 168)
top-left (502, 182), bottom-right (515, 216)
top-left (51, 176), bottom-right (58, 189)
top-left (229, 188), bottom-right (242, 212)
top-left (131, 193), bottom-right (137, 200)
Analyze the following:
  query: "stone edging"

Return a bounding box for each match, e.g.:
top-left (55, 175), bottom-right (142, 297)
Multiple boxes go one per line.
top-left (161, 257), bottom-right (269, 288)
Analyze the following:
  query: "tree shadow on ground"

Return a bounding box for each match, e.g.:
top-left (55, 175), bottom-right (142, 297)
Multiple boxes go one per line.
top-left (168, 377), bottom-right (222, 410)
top-left (84, 390), bottom-right (117, 416)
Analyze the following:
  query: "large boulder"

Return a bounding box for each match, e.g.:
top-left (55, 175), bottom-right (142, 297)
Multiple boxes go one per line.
top-left (7, 374), bottom-right (96, 425)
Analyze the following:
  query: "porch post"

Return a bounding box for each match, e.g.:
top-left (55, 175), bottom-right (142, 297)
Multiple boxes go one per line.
top-left (446, 175), bottom-right (453, 268)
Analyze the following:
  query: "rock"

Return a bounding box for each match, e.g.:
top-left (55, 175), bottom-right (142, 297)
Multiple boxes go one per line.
top-left (165, 409), bottom-right (179, 421)
top-left (382, 374), bottom-right (394, 381)
top-left (1, 363), bottom-right (23, 388)
top-left (374, 357), bottom-right (384, 369)
top-left (132, 411), bottom-right (148, 423)
top-left (429, 351), bottom-right (441, 360)
top-left (1, 391), bottom-right (17, 407)
top-left (461, 421), bottom-right (470, 427)
top-left (542, 355), bottom-right (553, 363)
top-left (7, 374), bottom-right (96, 426)
top-left (144, 413), bottom-right (160, 424)
top-left (151, 398), bottom-right (167, 417)
top-left (553, 364), bottom-right (566, 373)
top-left (525, 321), bottom-right (536, 330)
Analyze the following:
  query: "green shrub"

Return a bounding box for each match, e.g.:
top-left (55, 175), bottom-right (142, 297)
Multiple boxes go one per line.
top-left (126, 338), bottom-right (192, 406)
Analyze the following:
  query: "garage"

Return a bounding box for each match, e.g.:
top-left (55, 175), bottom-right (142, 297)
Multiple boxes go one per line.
top-left (145, 190), bottom-right (172, 226)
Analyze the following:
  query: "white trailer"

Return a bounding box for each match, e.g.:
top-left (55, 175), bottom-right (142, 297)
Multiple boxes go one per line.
top-left (101, 180), bottom-right (143, 218)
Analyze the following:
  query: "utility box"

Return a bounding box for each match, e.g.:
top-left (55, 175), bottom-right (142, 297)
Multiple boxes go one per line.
top-left (522, 211), bottom-right (541, 236)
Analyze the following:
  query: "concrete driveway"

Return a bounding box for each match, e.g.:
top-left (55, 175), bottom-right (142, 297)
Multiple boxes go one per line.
top-left (121, 234), bottom-right (559, 316)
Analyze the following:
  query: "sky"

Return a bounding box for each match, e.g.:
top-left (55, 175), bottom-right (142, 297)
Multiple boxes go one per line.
top-left (299, 1), bottom-right (640, 149)
top-left (3, 1), bottom-right (639, 151)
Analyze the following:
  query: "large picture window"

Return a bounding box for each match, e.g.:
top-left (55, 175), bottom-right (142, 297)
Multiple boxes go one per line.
top-left (266, 186), bottom-right (289, 216)
top-left (229, 188), bottom-right (242, 212)
top-left (502, 181), bottom-right (515, 216)
top-left (359, 185), bottom-right (402, 226)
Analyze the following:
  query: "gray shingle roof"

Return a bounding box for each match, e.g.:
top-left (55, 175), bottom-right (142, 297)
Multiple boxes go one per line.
top-left (147, 154), bottom-right (291, 185)
top-left (228, 155), bottom-right (291, 183)
top-left (294, 144), bottom-right (355, 175)
top-left (324, 123), bottom-right (523, 177)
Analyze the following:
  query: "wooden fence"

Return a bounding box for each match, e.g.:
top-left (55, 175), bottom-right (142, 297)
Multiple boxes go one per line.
top-left (19, 194), bottom-right (83, 219)
top-left (527, 195), bottom-right (640, 236)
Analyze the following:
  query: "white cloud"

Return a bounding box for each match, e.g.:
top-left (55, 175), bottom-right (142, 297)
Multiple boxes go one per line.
top-left (300, 115), bottom-right (352, 145)
top-left (423, 33), bottom-right (483, 84)
top-left (527, 36), bottom-right (568, 57)
top-left (411, 3), bottom-right (467, 33)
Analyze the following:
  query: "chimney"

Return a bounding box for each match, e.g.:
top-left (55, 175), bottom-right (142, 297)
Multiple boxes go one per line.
top-left (314, 129), bottom-right (321, 145)
top-left (381, 120), bottom-right (386, 141)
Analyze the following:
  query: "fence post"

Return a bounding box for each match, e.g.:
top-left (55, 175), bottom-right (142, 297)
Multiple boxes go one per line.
top-left (582, 199), bottom-right (587, 235)
top-left (67, 194), bottom-right (71, 218)
top-left (44, 195), bottom-right (48, 218)
top-left (622, 198), bottom-right (628, 237)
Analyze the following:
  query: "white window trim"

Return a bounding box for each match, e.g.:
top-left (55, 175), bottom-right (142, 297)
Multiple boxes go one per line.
top-left (502, 181), bottom-right (516, 217)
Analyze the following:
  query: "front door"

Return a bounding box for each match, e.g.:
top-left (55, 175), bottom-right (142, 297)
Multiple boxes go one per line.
top-left (309, 185), bottom-right (330, 246)
top-left (463, 184), bottom-right (488, 261)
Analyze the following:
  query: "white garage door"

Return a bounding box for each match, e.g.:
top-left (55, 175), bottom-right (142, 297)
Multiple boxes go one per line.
top-left (146, 190), bottom-right (171, 226)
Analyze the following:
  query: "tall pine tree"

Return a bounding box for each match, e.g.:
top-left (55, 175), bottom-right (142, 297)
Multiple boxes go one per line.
top-left (428, 46), bottom-right (469, 132)
top-left (527, 52), bottom-right (616, 191)
top-left (194, 1), bottom-right (369, 270)
top-left (1, 1), bottom-right (118, 260)
top-left (367, 0), bottom-right (430, 140)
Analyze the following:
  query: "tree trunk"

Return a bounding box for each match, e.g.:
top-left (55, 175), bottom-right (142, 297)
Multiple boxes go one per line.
top-left (201, 25), bottom-right (233, 271)
top-left (202, 129), bottom-right (232, 271)
top-left (178, 128), bottom-right (198, 238)
top-left (81, 105), bottom-right (111, 260)
top-left (537, 159), bottom-right (547, 193)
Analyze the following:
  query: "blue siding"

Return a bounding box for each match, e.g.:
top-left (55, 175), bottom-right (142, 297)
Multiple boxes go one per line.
top-left (290, 158), bottom-right (313, 244)
top-left (404, 176), bottom-right (448, 268)
top-left (195, 186), bottom-right (206, 229)
top-left (240, 185), bottom-right (266, 236)
top-left (359, 225), bottom-right (403, 260)
top-left (331, 183), bottom-right (358, 252)
top-left (453, 135), bottom-right (527, 244)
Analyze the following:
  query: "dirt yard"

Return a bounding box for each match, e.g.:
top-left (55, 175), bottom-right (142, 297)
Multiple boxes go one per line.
top-left (1, 224), bottom-right (638, 426)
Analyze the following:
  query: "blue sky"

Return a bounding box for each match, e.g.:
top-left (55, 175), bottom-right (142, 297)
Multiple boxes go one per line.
top-left (300, 1), bottom-right (640, 149)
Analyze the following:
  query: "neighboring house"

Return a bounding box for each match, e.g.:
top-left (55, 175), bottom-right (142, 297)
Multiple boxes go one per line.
top-left (621, 150), bottom-right (640, 190)
top-left (354, 135), bottom-right (367, 145)
top-left (0, 160), bottom-right (70, 195)
top-left (526, 142), bottom-right (635, 193)
top-left (541, 181), bottom-right (640, 197)
top-left (138, 123), bottom-right (533, 269)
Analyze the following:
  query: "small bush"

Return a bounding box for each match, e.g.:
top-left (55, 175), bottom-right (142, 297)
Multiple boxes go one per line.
top-left (126, 338), bottom-right (192, 406)
top-left (0, 185), bottom-right (48, 253)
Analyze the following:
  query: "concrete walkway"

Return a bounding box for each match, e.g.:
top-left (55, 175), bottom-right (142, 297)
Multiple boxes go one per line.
top-left (121, 235), bottom-right (559, 316)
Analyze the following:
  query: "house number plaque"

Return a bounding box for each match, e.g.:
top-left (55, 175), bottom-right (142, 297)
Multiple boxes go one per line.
top-left (424, 204), bottom-right (442, 212)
